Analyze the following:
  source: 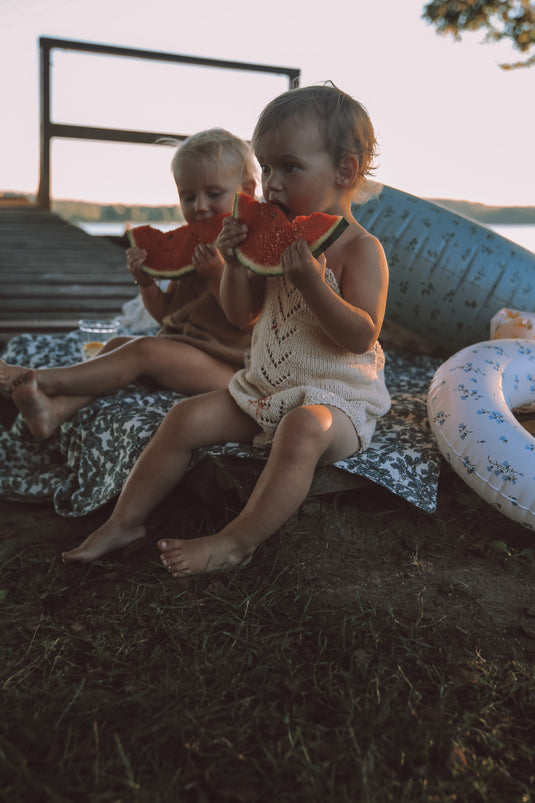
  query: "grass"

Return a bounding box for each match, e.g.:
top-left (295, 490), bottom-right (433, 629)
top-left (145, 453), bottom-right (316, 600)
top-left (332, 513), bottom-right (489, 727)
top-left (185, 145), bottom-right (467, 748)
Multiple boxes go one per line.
top-left (1, 485), bottom-right (535, 802)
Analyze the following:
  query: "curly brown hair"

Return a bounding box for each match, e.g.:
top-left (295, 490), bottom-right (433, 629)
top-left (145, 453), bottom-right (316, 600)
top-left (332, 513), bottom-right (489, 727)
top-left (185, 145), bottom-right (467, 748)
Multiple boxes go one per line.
top-left (252, 84), bottom-right (377, 187)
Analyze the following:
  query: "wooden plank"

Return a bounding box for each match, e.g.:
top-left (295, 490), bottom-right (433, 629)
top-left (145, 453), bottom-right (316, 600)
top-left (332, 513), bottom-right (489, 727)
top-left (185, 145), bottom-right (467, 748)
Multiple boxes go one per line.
top-left (0, 205), bottom-right (138, 334)
top-left (0, 300), bottom-right (131, 314)
top-left (0, 280), bottom-right (129, 286)
top-left (0, 276), bottom-right (134, 285)
top-left (184, 453), bottom-right (370, 505)
top-left (0, 319), bottom-right (91, 333)
top-left (1, 284), bottom-right (137, 298)
top-left (1, 306), bottom-right (129, 315)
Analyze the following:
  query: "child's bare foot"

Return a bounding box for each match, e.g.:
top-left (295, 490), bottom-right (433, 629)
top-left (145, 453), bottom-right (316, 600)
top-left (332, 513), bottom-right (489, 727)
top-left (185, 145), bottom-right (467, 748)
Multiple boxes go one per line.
top-left (62, 521), bottom-right (147, 564)
top-left (158, 533), bottom-right (256, 576)
top-left (11, 371), bottom-right (60, 440)
top-left (0, 360), bottom-right (29, 397)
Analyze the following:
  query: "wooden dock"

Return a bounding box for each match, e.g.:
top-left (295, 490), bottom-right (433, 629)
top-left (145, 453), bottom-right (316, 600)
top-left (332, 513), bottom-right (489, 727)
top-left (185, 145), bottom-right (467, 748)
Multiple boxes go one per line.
top-left (0, 202), bottom-right (138, 337)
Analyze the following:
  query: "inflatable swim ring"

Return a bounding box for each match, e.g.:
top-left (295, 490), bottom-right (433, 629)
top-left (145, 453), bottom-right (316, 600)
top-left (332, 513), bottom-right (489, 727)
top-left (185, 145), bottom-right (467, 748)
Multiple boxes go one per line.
top-left (427, 339), bottom-right (535, 531)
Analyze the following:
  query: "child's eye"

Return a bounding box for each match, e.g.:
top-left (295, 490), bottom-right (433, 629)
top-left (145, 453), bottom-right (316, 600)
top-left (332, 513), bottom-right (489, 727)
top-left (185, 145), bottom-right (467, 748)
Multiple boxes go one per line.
top-left (260, 164), bottom-right (270, 175)
top-left (284, 163), bottom-right (298, 174)
top-left (209, 191), bottom-right (223, 199)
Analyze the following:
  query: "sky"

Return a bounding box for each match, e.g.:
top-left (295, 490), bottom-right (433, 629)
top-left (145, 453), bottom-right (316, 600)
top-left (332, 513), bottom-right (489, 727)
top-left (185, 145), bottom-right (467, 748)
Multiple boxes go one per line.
top-left (1, 0), bottom-right (534, 208)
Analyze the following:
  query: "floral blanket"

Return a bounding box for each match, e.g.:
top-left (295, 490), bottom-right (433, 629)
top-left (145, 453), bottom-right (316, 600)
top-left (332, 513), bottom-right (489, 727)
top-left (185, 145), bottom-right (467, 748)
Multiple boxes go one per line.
top-left (0, 331), bottom-right (442, 516)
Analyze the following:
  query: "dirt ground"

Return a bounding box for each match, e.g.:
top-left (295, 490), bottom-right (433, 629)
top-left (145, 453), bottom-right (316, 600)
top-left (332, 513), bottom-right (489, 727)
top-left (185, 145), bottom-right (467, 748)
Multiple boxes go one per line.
top-left (2, 464), bottom-right (534, 662)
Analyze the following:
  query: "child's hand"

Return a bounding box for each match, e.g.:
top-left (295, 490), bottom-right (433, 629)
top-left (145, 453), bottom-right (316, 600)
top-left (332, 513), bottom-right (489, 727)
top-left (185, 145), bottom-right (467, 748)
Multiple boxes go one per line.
top-left (281, 239), bottom-right (326, 289)
top-left (192, 243), bottom-right (225, 281)
top-left (216, 217), bottom-right (248, 268)
top-left (126, 247), bottom-right (152, 286)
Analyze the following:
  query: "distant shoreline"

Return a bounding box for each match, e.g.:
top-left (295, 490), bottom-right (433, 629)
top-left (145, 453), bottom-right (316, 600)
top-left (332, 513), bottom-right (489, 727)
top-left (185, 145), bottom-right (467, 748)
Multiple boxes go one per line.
top-left (426, 199), bottom-right (535, 225)
top-left (52, 199), bottom-right (185, 226)
top-left (1, 192), bottom-right (535, 225)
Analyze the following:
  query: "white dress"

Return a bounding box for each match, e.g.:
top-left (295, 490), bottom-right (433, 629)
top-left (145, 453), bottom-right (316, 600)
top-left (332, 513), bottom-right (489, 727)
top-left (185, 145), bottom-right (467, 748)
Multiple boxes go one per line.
top-left (228, 269), bottom-right (391, 451)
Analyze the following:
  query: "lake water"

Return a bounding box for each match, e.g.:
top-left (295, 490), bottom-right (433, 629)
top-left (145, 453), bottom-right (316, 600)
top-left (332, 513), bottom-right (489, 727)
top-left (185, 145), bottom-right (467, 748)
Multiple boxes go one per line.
top-left (80, 221), bottom-right (179, 236)
top-left (79, 220), bottom-right (535, 254)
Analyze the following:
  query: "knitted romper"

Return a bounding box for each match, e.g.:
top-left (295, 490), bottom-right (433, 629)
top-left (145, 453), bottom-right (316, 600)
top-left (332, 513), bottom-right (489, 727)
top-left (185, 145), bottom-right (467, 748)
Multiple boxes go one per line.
top-left (228, 269), bottom-right (391, 451)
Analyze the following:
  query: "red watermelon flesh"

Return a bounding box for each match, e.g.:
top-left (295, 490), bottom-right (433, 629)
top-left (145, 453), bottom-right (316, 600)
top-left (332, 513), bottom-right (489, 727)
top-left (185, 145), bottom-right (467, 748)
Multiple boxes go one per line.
top-left (127, 214), bottom-right (228, 279)
top-left (232, 193), bottom-right (348, 276)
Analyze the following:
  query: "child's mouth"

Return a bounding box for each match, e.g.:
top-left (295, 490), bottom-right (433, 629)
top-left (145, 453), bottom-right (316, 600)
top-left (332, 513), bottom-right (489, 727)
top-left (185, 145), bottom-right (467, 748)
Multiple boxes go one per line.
top-left (271, 201), bottom-right (292, 220)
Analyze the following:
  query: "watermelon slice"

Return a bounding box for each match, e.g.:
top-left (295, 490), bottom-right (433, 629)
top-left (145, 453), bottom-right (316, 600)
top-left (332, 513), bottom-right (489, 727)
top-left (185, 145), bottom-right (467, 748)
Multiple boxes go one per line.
top-left (127, 214), bottom-right (228, 279)
top-left (232, 193), bottom-right (349, 276)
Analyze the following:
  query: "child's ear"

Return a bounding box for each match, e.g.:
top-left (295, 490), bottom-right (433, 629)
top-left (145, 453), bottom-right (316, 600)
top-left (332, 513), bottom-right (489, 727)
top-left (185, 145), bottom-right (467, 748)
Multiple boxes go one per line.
top-left (241, 179), bottom-right (257, 199)
top-left (336, 155), bottom-right (359, 189)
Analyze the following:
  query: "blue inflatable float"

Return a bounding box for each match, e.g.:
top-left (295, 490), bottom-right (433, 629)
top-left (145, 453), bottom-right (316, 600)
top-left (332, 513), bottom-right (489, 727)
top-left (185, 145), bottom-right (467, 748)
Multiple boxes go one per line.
top-left (353, 185), bottom-right (535, 355)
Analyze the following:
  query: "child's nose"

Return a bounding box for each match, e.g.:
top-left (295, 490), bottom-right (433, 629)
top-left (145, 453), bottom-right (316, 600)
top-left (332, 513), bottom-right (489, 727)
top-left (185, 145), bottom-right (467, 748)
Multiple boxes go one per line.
top-left (265, 170), bottom-right (282, 192)
top-left (195, 195), bottom-right (209, 213)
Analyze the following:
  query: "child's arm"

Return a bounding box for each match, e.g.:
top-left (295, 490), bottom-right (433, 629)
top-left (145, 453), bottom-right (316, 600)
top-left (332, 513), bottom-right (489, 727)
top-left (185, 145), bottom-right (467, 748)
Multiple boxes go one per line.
top-left (126, 247), bottom-right (177, 324)
top-left (281, 232), bottom-right (388, 354)
top-left (216, 218), bottom-right (265, 331)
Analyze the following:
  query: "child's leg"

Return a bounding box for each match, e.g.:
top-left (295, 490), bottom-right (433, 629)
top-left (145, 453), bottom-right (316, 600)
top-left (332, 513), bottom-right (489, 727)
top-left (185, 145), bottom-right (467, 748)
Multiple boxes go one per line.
top-left (27, 337), bottom-right (238, 398)
top-left (0, 336), bottom-right (133, 397)
top-left (10, 338), bottom-right (239, 440)
top-left (61, 390), bottom-right (260, 564)
top-left (96, 336), bottom-right (132, 356)
top-left (159, 404), bottom-right (360, 576)
top-left (6, 338), bottom-right (133, 439)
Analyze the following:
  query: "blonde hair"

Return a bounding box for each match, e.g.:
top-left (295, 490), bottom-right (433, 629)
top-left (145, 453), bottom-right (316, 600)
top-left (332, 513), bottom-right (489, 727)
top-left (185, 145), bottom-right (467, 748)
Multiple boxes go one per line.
top-left (252, 84), bottom-right (377, 188)
top-left (170, 128), bottom-right (257, 188)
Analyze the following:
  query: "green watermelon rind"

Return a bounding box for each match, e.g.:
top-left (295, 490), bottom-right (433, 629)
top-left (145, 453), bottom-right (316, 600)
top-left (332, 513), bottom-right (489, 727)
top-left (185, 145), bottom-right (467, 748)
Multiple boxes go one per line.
top-left (232, 195), bottom-right (349, 276)
top-left (142, 263), bottom-right (196, 280)
top-left (126, 229), bottom-right (196, 280)
top-left (127, 215), bottom-right (228, 280)
top-left (309, 217), bottom-right (349, 259)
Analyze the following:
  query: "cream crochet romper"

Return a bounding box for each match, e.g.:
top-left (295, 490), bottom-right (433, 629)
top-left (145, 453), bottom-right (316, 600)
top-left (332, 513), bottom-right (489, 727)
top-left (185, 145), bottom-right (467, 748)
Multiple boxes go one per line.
top-left (228, 269), bottom-right (391, 451)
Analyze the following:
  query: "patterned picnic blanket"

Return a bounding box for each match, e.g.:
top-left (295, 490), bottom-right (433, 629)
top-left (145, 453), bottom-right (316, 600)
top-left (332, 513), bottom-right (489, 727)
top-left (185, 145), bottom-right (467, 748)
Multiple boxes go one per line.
top-left (0, 330), bottom-right (442, 516)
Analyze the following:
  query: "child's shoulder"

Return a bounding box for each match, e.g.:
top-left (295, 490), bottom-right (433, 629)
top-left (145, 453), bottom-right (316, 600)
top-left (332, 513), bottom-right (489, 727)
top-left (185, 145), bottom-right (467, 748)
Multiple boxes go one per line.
top-left (324, 218), bottom-right (387, 291)
top-left (328, 219), bottom-right (385, 265)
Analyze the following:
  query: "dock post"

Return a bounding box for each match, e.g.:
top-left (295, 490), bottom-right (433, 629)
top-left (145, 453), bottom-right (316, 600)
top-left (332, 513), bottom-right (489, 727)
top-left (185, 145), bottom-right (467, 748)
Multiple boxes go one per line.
top-left (36, 39), bottom-right (52, 210)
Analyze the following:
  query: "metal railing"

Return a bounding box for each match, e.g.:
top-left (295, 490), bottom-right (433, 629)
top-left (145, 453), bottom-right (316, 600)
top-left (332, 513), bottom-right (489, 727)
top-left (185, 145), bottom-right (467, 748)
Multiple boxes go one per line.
top-left (37, 36), bottom-right (300, 209)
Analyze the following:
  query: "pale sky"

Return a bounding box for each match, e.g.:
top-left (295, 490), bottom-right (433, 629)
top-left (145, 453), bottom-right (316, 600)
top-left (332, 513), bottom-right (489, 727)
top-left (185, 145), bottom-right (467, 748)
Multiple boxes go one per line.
top-left (1, 0), bottom-right (534, 207)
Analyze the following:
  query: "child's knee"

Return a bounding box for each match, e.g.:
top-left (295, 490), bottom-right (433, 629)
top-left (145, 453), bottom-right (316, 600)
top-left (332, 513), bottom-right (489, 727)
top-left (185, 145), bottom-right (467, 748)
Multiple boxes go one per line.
top-left (276, 405), bottom-right (330, 454)
top-left (285, 405), bottom-right (331, 434)
top-left (99, 335), bottom-right (127, 355)
top-left (128, 335), bottom-right (162, 361)
top-left (160, 397), bottom-right (204, 441)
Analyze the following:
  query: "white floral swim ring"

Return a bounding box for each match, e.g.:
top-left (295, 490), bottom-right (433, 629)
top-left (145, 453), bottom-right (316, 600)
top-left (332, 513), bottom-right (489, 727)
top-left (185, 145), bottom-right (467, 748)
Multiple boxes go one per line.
top-left (427, 339), bottom-right (535, 531)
